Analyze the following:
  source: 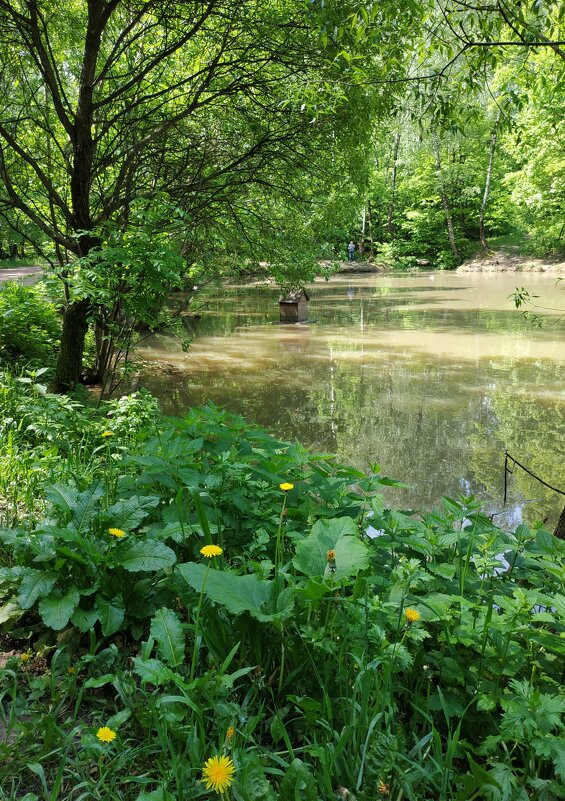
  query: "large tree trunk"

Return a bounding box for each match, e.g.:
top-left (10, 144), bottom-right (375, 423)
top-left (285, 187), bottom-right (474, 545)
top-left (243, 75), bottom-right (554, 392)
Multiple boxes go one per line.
top-left (50, 1), bottom-right (112, 392)
top-left (479, 110), bottom-right (502, 251)
top-left (433, 141), bottom-right (461, 264)
top-left (50, 299), bottom-right (92, 392)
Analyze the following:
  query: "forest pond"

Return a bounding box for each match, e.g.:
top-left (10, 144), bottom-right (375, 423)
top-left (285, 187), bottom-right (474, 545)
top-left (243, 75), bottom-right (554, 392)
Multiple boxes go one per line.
top-left (138, 271), bottom-right (565, 529)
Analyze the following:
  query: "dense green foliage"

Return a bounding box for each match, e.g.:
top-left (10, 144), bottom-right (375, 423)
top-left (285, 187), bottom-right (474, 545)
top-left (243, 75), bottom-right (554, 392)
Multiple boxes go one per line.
top-left (0, 283), bottom-right (60, 367)
top-left (0, 385), bottom-right (564, 800)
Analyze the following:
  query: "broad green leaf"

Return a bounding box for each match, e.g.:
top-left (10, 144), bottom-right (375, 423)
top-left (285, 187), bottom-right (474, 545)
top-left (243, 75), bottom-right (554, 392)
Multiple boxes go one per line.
top-left (277, 758), bottom-right (318, 801)
top-left (178, 563), bottom-right (294, 622)
top-left (293, 517), bottom-right (369, 581)
top-left (17, 570), bottom-right (58, 609)
top-left (45, 484), bottom-right (79, 513)
top-left (0, 601), bottom-right (23, 625)
top-left (132, 657), bottom-right (177, 686)
top-left (38, 587), bottom-right (80, 630)
top-left (95, 594), bottom-right (125, 636)
top-left (150, 607), bottom-right (185, 667)
top-left (115, 540), bottom-right (176, 572)
top-left (69, 483), bottom-right (104, 533)
top-left (71, 607), bottom-right (99, 632)
top-left (106, 495), bottom-right (160, 531)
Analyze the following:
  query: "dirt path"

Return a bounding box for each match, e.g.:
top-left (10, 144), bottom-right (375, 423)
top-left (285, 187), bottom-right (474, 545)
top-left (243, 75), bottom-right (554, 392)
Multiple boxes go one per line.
top-left (0, 265), bottom-right (42, 285)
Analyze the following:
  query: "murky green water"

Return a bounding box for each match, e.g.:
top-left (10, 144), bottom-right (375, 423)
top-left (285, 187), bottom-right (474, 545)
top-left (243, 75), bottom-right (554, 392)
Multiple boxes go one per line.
top-left (138, 272), bottom-right (565, 528)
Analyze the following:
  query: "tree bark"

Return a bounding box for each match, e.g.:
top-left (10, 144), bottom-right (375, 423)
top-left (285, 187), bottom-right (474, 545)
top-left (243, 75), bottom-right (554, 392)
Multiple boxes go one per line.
top-left (479, 109), bottom-right (502, 251)
top-left (433, 141), bottom-right (461, 264)
top-left (51, 0), bottom-right (112, 392)
top-left (554, 505), bottom-right (565, 540)
top-left (50, 299), bottom-right (92, 392)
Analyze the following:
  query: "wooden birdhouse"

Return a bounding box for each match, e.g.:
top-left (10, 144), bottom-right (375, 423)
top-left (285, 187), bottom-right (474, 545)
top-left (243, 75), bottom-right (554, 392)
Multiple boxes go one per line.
top-left (279, 288), bottom-right (310, 323)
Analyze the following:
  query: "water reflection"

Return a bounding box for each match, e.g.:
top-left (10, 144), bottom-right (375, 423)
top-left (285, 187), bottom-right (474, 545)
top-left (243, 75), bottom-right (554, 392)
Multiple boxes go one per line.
top-left (139, 272), bottom-right (565, 527)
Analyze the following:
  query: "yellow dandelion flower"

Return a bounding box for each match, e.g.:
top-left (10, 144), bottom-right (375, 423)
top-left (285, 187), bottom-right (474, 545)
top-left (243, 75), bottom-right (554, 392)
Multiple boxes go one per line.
top-left (68, 666), bottom-right (75, 674)
top-left (200, 544), bottom-right (223, 558)
top-left (378, 781), bottom-right (390, 795)
top-left (326, 549), bottom-right (336, 561)
top-left (226, 726), bottom-right (235, 741)
top-left (96, 726), bottom-right (116, 743)
top-left (20, 652), bottom-right (31, 662)
top-left (101, 431), bottom-right (113, 437)
top-left (108, 527), bottom-right (125, 538)
top-left (405, 607), bottom-right (420, 624)
top-left (279, 482), bottom-right (294, 491)
top-left (202, 754), bottom-right (235, 794)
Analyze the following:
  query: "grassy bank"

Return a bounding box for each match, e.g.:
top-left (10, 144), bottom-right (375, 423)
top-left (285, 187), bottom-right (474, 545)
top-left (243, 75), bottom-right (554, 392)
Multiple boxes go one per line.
top-left (0, 376), bottom-right (564, 801)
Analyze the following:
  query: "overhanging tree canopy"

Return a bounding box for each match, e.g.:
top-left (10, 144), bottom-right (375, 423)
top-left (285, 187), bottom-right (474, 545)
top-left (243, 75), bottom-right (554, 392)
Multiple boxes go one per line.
top-left (0, 0), bottom-right (405, 390)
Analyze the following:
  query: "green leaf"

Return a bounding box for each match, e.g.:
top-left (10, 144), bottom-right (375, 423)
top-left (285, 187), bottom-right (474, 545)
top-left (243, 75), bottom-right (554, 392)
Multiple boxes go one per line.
top-left (71, 607), bottom-right (99, 632)
top-left (178, 563), bottom-right (294, 622)
top-left (0, 601), bottom-right (23, 625)
top-left (234, 758), bottom-right (276, 801)
top-left (150, 607), bottom-right (185, 667)
top-left (95, 594), bottom-right (125, 636)
top-left (45, 484), bottom-right (78, 513)
top-left (84, 673), bottom-right (115, 688)
top-left (17, 570), bottom-right (58, 609)
top-left (277, 758), bottom-right (319, 801)
top-left (38, 587), bottom-right (80, 630)
top-left (136, 790), bottom-right (175, 801)
top-left (132, 657), bottom-right (176, 686)
top-left (106, 496), bottom-right (160, 530)
top-left (115, 540), bottom-right (177, 572)
top-left (293, 517), bottom-right (369, 581)
top-left (69, 483), bottom-right (104, 533)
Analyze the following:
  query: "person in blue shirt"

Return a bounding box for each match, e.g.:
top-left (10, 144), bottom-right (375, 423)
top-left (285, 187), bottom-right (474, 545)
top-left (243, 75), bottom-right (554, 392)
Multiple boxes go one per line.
top-left (347, 241), bottom-right (355, 262)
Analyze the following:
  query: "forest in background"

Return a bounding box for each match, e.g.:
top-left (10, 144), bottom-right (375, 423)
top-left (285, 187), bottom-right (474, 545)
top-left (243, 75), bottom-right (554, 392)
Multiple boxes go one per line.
top-left (0, 2), bottom-right (563, 395)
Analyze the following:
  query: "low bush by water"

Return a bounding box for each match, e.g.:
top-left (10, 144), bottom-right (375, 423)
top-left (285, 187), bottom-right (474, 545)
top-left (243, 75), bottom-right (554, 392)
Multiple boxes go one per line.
top-left (0, 378), bottom-right (564, 800)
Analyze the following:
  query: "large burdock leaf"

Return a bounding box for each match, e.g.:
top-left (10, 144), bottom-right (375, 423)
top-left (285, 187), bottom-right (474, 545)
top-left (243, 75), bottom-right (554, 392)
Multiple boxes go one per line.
top-left (178, 563), bottom-right (294, 622)
top-left (114, 540), bottom-right (176, 572)
top-left (150, 607), bottom-right (185, 666)
top-left (293, 517), bottom-right (369, 581)
top-left (39, 587), bottom-right (80, 630)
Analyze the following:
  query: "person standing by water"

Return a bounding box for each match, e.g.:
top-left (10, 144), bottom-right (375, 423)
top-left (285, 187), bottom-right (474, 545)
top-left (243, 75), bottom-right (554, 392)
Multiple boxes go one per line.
top-left (347, 241), bottom-right (355, 262)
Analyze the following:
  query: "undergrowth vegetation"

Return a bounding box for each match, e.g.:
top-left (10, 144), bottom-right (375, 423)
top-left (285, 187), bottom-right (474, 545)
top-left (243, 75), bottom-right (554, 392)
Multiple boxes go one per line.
top-left (0, 378), bottom-right (564, 801)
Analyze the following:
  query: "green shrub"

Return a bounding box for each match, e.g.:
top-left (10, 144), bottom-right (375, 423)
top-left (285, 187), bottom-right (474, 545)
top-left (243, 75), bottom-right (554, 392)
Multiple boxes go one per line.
top-left (0, 282), bottom-right (60, 367)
